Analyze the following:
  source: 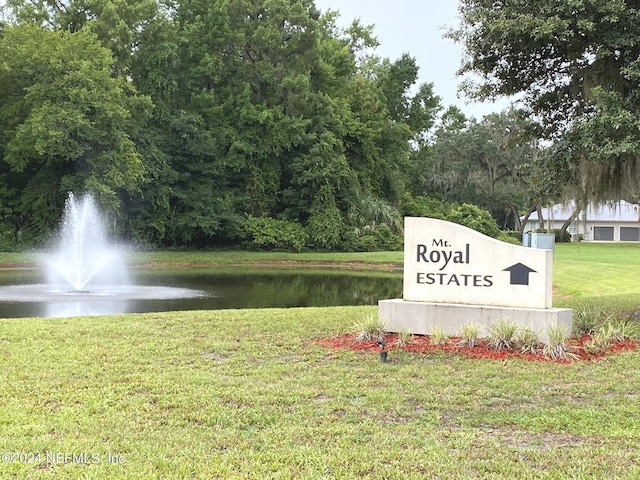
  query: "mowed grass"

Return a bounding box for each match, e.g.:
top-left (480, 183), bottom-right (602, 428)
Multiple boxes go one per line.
top-left (0, 250), bottom-right (404, 272)
top-left (131, 250), bottom-right (404, 267)
top-left (2, 308), bottom-right (640, 479)
top-left (1, 243), bottom-right (640, 478)
top-left (554, 242), bottom-right (640, 308)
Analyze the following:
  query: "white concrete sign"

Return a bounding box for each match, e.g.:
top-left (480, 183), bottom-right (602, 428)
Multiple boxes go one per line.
top-left (380, 217), bottom-right (571, 342)
top-left (403, 217), bottom-right (552, 309)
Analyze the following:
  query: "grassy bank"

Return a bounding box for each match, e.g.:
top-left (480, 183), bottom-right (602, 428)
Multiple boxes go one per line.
top-left (1, 243), bottom-right (640, 478)
top-left (0, 250), bottom-right (404, 270)
top-left (1, 307), bottom-right (640, 479)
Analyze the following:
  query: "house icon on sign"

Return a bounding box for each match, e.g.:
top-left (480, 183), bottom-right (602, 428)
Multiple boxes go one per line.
top-left (503, 263), bottom-right (536, 286)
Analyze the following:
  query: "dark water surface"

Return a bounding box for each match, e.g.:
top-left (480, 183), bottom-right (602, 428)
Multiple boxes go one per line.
top-left (0, 267), bottom-right (402, 318)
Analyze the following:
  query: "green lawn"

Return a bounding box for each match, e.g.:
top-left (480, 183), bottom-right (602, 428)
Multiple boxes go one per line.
top-left (0, 250), bottom-right (404, 272)
top-left (553, 242), bottom-right (640, 309)
top-left (131, 250), bottom-right (405, 267)
top-left (1, 244), bottom-right (640, 478)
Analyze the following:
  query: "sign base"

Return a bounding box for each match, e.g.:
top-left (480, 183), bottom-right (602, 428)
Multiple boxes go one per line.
top-left (379, 299), bottom-right (573, 344)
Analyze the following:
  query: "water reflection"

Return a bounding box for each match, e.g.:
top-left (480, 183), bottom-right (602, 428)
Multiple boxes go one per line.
top-left (0, 268), bottom-right (402, 318)
top-left (46, 301), bottom-right (132, 318)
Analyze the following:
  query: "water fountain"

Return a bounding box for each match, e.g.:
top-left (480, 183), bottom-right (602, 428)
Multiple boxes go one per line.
top-left (45, 193), bottom-right (130, 292)
top-left (0, 192), bottom-right (205, 317)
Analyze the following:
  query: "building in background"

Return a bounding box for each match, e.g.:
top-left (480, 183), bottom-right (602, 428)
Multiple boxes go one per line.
top-left (522, 201), bottom-right (640, 241)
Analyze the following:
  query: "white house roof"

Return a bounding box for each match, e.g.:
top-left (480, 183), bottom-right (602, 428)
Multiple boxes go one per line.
top-left (525, 200), bottom-right (640, 222)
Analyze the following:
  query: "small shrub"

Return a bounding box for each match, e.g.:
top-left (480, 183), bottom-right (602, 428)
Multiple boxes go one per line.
top-left (346, 226), bottom-right (402, 252)
top-left (354, 314), bottom-right (386, 343)
top-left (401, 193), bottom-right (448, 219)
top-left (543, 324), bottom-right (577, 361)
top-left (396, 327), bottom-right (414, 347)
top-left (430, 326), bottom-right (449, 345)
top-left (582, 342), bottom-right (599, 355)
top-left (458, 323), bottom-right (479, 348)
top-left (584, 327), bottom-right (612, 353)
top-left (371, 225), bottom-right (403, 251)
top-left (553, 229), bottom-right (572, 243)
top-left (583, 317), bottom-right (638, 352)
top-left (515, 327), bottom-right (541, 355)
top-left (306, 194), bottom-right (344, 250)
top-left (486, 320), bottom-right (519, 351)
top-left (340, 231), bottom-right (376, 252)
top-left (245, 216), bottom-right (308, 251)
top-left (573, 298), bottom-right (607, 335)
top-left (447, 203), bottom-right (500, 238)
top-left (497, 231), bottom-right (521, 245)
top-left (605, 318), bottom-right (640, 342)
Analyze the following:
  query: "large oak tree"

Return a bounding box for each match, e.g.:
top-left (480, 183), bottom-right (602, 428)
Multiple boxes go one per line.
top-left (451, 0), bottom-right (640, 202)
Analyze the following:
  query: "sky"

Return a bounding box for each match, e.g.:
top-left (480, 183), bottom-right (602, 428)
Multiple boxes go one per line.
top-left (313, 0), bottom-right (513, 119)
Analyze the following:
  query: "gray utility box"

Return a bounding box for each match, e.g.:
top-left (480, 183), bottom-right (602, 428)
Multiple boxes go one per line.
top-left (530, 232), bottom-right (555, 250)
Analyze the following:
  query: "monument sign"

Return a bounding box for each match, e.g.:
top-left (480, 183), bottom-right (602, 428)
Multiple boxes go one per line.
top-left (379, 217), bottom-right (572, 342)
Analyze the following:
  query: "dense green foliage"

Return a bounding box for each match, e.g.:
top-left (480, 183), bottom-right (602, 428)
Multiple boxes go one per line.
top-left (415, 109), bottom-right (538, 230)
top-left (0, 0), bottom-right (438, 250)
top-left (0, 0), bottom-right (540, 251)
top-left (448, 203), bottom-right (501, 238)
top-left (452, 0), bottom-right (640, 204)
top-left (245, 216), bottom-right (308, 251)
top-left (1, 0), bottom-right (637, 250)
top-left (0, 24), bottom-right (149, 241)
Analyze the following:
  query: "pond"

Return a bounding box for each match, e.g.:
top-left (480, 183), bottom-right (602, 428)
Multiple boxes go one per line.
top-left (0, 267), bottom-right (403, 319)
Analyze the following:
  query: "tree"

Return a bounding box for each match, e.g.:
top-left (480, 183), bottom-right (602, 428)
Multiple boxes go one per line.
top-left (4, 0), bottom-right (173, 243)
top-left (448, 203), bottom-right (500, 238)
top-left (161, 0), bottom-right (325, 244)
top-left (418, 110), bottom-right (537, 229)
top-left (6, 0), bottom-right (162, 75)
top-left (0, 24), bottom-right (150, 240)
top-left (451, 0), bottom-right (640, 202)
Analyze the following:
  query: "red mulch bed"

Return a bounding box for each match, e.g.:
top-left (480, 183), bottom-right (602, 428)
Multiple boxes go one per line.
top-left (316, 333), bottom-right (640, 363)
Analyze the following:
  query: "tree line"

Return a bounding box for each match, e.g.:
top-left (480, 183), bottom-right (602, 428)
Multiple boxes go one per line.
top-left (1, 0), bottom-right (636, 251)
